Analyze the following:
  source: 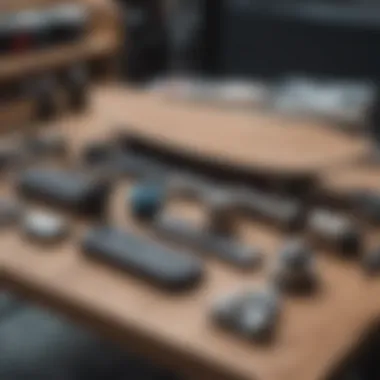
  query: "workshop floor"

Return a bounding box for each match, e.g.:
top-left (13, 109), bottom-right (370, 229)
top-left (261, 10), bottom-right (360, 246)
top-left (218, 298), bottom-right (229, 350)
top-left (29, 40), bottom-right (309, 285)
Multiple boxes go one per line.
top-left (0, 292), bottom-right (178, 380)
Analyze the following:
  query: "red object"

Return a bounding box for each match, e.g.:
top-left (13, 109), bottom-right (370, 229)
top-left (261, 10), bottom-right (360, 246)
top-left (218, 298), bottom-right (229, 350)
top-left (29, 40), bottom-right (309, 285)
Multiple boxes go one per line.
top-left (12, 33), bottom-right (32, 52)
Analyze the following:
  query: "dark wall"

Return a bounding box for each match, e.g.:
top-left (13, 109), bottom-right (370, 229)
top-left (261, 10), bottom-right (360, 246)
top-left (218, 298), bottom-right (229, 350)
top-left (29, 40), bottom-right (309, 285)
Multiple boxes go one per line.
top-left (200, 1), bottom-right (380, 80)
top-left (118, 0), bottom-right (168, 83)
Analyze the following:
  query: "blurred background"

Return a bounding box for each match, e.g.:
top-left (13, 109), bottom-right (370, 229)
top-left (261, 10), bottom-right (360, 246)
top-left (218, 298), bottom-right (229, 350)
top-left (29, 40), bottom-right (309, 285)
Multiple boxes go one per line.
top-left (2, 1), bottom-right (380, 379)
top-left (120, 0), bottom-right (380, 133)
top-left (124, 0), bottom-right (380, 82)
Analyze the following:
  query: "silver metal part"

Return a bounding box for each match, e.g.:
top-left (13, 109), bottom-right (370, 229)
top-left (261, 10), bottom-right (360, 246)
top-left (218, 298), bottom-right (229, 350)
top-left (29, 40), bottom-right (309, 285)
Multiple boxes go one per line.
top-left (22, 211), bottom-right (69, 243)
top-left (236, 187), bottom-right (303, 228)
top-left (308, 209), bottom-right (362, 253)
top-left (273, 238), bottom-right (317, 291)
top-left (271, 76), bottom-right (375, 126)
top-left (166, 173), bottom-right (213, 199)
top-left (212, 287), bottom-right (280, 340)
top-left (153, 214), bottom-right (262, 269)
top-left (206, 190), bottom-right (238, 236)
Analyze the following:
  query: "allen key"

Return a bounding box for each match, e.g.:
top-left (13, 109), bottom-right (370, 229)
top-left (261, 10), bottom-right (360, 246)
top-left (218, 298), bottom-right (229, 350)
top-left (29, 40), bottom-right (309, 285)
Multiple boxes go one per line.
top-left (153, 214), bottom-right (262, 269)
top-left (166, 175), bottom-right (305, 230)
top-left (235, 187), bottom-right (305, 230)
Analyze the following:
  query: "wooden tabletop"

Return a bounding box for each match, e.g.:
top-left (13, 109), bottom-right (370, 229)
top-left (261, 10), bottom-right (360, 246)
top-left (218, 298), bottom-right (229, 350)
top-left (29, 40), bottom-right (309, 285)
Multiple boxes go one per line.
top-left (0, 86), bottom-right (377, 380)
top-left (94, 87), bottom-right (367, 179)
top-left (321, 160), bottom-right (380, 196)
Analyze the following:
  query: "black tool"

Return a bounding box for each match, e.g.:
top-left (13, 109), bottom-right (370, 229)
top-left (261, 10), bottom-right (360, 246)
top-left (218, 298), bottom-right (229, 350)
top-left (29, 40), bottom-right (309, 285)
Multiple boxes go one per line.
top-left (206, 190), bottom-right (238, 236)
top-left (352, 190), bottom-right (380, 223)
top-left (273, 239), bottom-right (317, 293)
top-left (24, 132), bottom-right (68, 159)
top-left (307, 209), bottom-right (362, 254)
top-left (81, 226), bottom-right (203, 291)
top-left (165, 174), bottom-right (214, 200)
top-left (112, 151), bottom-right (169, 180)
top-left (82, 147), bottom-right (169, 181)
top-left (153, 215), bottom-right (261, 269)
top-left (212, 287), bottom-right (280, 342)
top-left (64, 64), bottom-right (89, 111)
top-left (166, 177), bottom-right (304, 230)
top-left (16, 168), bottom-right (111, 218)
top-left (81, 141), bottom-right (116, 167)
top-left (236, 188), bottom-right (304, 230)
top-left (32, 75), bottom-right (58, 120)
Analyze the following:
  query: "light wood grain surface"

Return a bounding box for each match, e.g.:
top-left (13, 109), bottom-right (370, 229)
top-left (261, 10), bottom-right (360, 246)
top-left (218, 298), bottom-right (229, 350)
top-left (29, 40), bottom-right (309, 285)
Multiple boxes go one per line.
top-left (322, 161), bottom-right (380, 196)
top-left (92, 87), bottom-right (367, 178)
top-left (0, 86), bottom-right (377, 380)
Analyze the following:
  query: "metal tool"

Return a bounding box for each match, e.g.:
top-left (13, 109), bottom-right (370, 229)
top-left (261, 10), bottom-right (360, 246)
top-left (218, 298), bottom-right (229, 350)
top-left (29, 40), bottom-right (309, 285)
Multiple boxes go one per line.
top-left (82, 226), bottom-right (204, 291)
top-left (22, 210), bottom-right (69, 243)
top-left (212, 287), bottom-right (280, 341)
top-left (153, 214), bottom-right (261, 269)
top-left (307, 209), bottom-right (362, 254)
top-left (17, 168), bottom-right (111, 218)
top-left (273, 238), bottom-right (317, 292)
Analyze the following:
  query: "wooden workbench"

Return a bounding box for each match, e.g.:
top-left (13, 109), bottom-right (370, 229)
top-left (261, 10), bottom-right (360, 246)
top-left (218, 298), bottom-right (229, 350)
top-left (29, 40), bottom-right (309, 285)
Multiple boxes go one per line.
top-left (322, 161), bottom-right (380, 197)
top-left (95, 86), bottom-right (367, 180)
top-left (0, 86), bottom-right (377, 380)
